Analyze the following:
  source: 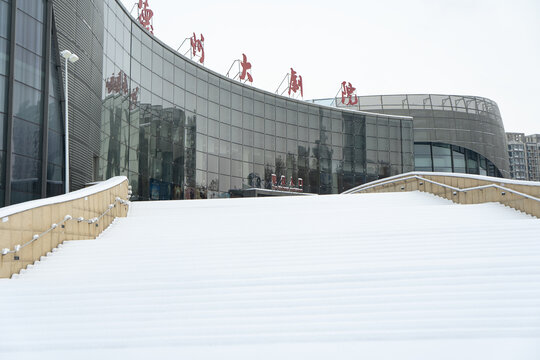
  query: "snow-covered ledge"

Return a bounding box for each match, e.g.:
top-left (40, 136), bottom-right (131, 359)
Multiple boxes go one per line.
top-left (344, 172), bottom-right (540, 219)
top-left (0, 177), bottom-right (130, 278)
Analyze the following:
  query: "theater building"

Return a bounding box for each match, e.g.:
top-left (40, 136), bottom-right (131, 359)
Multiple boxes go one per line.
top-left (0, 0), bottom-right (509, 206)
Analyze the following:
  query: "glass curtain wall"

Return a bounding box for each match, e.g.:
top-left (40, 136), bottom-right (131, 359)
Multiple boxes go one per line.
top-left (99, 0), bottom-right (413, 200)
top-left (11, 0), bottom-right (46, 203)
top-left (0, 0), bottom-right (64, 207)
top-left (414, 142), bottom-right (501, 177)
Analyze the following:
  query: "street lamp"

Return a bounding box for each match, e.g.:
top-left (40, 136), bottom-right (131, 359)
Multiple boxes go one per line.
top-left (60, 50), bottom-right (79, 193)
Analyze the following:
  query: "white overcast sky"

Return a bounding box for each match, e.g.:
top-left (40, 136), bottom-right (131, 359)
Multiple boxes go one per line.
top-left (120, 0), bottom-right (540, 134)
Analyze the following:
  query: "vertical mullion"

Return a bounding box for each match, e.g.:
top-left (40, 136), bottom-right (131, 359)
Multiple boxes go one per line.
top-left (41, 0), bottom-right (53, 197)
top-left (5, 0), bottom-right (17, 205)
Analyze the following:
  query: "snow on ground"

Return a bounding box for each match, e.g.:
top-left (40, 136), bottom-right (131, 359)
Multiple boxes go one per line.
top-left (1, 191), bottom-right (540, 359)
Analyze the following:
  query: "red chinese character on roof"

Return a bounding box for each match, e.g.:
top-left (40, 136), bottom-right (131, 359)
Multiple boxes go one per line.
top-left (288, 68), bottom-right (303, 97)
top-left (190, 33), bottom-right (205, 64)
top-left (341, 81), bottom-right (358, 106)
top-left (137, 0), bottom-right (154, 34)
top-left (239, 53), bottom-right (253, 83)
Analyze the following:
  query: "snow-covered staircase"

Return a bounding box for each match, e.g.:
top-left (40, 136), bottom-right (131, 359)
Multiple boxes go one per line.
top-left (1, 192), bottom-right (540, 359)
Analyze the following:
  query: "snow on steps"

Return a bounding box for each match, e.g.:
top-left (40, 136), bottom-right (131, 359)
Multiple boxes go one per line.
top-left (1, 191), bottom-right (540, 359)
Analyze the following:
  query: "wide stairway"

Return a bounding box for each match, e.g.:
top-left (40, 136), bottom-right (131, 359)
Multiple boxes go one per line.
top-left (1, 191), bottom-right (540, 359)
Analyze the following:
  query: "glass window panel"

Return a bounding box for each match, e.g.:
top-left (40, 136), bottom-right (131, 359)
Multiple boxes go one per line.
top-left (219, 106), bottom-right (231, 124)
top-left (276, 107), bottom-right (286, 122)
top-left (243, 147), bottom-right (253, 163)
top-left (276, 122), bottom-right (286, 138)
top-left (254, 132), bottom-right (264, 149)
top-left (231, 143), bottom-right (242, 160)
top-left (231, 110), bottom-right (242, 127)
top-left (309, 129), bottom-right (319, 143)
top-left (432, 144), bottom-right (452, 171)
top-left (196, 96), bottom-right (207, 116)
top-left (13, 118), bottom-right (40, 158)
top-left (0, 75), bottom-right (6, 113)
top-left (207, 136), bottom-right (218, 155)
top-left (208, 101), bottom-right (219, 120)
top-left (15, 10), bottom-right (43, 54)
top-left (287, 124), bottom-right (297, 139)
top-left (452, 147), bottom-right (466, 172)
top-left (243, 113), bottom-right (253, 130)
top-left (231, 93), bottom-right (242, 110)
top-left (231, 126), bottom-right (242, 144)
top-left (243, 96), bottom-right (253, 113)
top-left (243, 129), bottom-right (253, 146)
top-left (0, 1), bottom-right (10, 38)
top-left (466, 149), bottom-right (479, 174)
top-left (366, 137), bottom-right (377, 150)
top-left (254, 117), bottom-right (264, 133)
top-left (298, 112), bottom-right (308, 127)
top-left (14, 46), bottom-right (43, 89)
top-left (197, 78), bottom-right (207, 98)
top-left (13, 82), bottom-right (42, 123)
top-left (219, 174), bottom-right (230, 192)
top-left (276, 137), bottom-right (286, 152)
top-left (265, 134), bottom-right (275, 151)
top-left (220, 123), bottom-right (230, 141)
top-left (220, 140), bottom-right (230, 157)
top-left (254, 148), bottom-right (264, 164)
top-left (231, 160), bottom-right (242, 176)
top-left (219, 88), bottom-right (231, 107)
top-left (331, 133), bottom-right (342, 146)
top-left (298, 127), bottom-right (308, 142)
top-left (151, 51), bottom-right (162, 74)
top-left (141, 45), bottom-right (152, 67)
top-left (186, 73), bottom-right (196, 93)
top-left (265, 119), bottom-right (275, 135)
top-left (264, 103), bottom-right (275, 120)
top-left (208, 155), bottom-right (218, 173)
top-left (208, 84), bottom-right (219, 103)
top-left (196, 151), bottom-right (207, 170)
top-left (207, 118), bottom-right (218, 138)
top-left (163, 80), bottom-right (173, 102)
top-left (309, 114), bottom-right (319, 129)
top-left (11, 153), bottom-right (40, 195)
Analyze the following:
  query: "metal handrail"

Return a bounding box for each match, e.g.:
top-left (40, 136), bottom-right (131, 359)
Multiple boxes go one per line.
top-left (1, 196), bottom-right (130, 256)
top-left (346, 175), bottom-right (540, 203)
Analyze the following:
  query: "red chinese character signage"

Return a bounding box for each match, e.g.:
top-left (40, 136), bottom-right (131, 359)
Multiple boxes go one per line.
top-left (190, 33), bottom-right (205, 64)
top-left (341, 81), bottom-right (358, 105)
top-left (288, 68), bottom-right (303, 98)
top-left (271, 174), bottom-right (303, 193)
top-left (137, 0), bottom-right (154, 34)
top-left (239, 53), bottom-right (253, 83)
top-left (105, 70), bottom-right (139, 110)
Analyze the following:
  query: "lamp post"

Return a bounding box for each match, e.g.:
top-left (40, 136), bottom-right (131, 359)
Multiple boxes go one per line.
top-left (60, 50), bottom-right (79, 193)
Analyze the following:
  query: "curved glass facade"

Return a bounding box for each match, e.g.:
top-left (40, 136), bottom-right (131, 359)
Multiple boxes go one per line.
top-left (414, 142), bottom-right (502, 177)
top-left (97, 0), bottom-right (414, 200)
top-left (314, 94), bottom-right (510, 178)
top-left (334, 94), bottom-right (509, 178)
